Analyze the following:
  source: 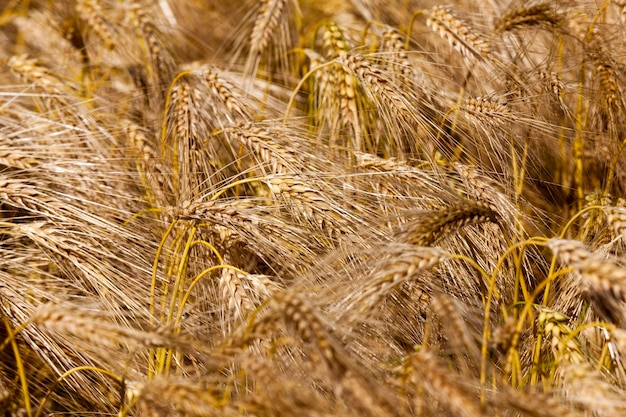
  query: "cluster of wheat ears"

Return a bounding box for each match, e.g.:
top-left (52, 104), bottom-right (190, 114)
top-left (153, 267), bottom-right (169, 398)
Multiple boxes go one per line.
top-left (2, 0), bottom-right (626, 415)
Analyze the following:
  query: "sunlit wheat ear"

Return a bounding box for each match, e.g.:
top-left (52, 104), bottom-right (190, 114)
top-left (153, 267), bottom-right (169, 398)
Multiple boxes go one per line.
top-left (322, 22), bottom-right (350, 58)
top-left (0, 148), bottom-right (38, 170)
top-left (494, 385), bottom-right (584, 417)
top-left (0, 176), bottom-right (64, 218)
top-left (401, 201), bottom-right (500, 246)
top-left (549, 238), bottom-right (626, 325)
top-left (127, 1), bottom-right (173, 90)
top-left (125, 122), bottom-right (174, 207)
top-left (264, 174), bottom-right (359, 235)
top-left (165, 78), bottom-right (217, 201)
top-left (271, 292), bottom-right (348, 377)
top-left (463, 96), bottom-right (512, 126)
top-left (249, 0), bottom-right (286, 58)
top-left (560, 361), bottom-right (626, 417)
top-left (453, 163), bottom-right (517, 219)
top-left (613, 0), bottom-right (626, 23)
top-left (538, 308), bottom-right (584, 362)
top-left (268, 292), bottom-right (400, 417)
top-left (199, 66), bottom-right (253, 123)
top-left (335, 52), bottom-right (423, 154)
top-left (241, 360), bottom-right (334, 417)
top-left (574, 257), bottom-right (626, 325)
top-left (220, 268), bottom-right (256, 325)
top-left (8, 55), bottom-right (71, 100)
top-left (177, 198), bottom-right (320, 272)
top-left (595, 60), bottom-right (625, 114)
top-left (75, 0), bottom-right (115, 49)
top-left (337, 53), bottom-right (412, 117)
top-left (136, 377), bottom-right (227, 417)
top-left (496, 3), bottom-right (563, 32)
top-left (605, 206), bottom-right (626, 240)
top-left (242, 0), bottom-right (299, 81)
top-left (219, 267), bottom-right (279, 326)
top-left (404, 350), bottom-right (485, 417)
top-left (540, 69), bottom-right (566, 104)
top-left (429, 293), bottom-right (481, 369)
top-left (222, 124), bottom-right (311, 174)
top-left (344, 245), bottom-right (449, 318)
top-left (426, 5), bottom-right (490, 61)
top-left (547, 238), bottom-right (594, 266)
top-left (381, 27), bottom-right (415, 80)
top-left (308, 28), bottom-right (365, 150)
top-left (353, 152), bottom-right (450, 195)
top-left (31, 303), bottom-right (189, 352)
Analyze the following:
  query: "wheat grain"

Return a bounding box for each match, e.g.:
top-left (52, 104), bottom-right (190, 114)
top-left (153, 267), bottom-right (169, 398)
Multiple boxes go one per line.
top-left (31, 303), bottom-right (183, 351)
top-left (336, 51), bottom-right (419, 148)
top-left (538, 307), bottom-right (584, 362)
top-left (453, 163), bottom-right (517, 220)
top-left (338, 53), bottom-right (411, 114)
top-left (243, 0), bottom-right (294, 79)
top-left (549, 238), bottom-right (626, 324)
top-left (540, 70), bottom-right (566, 104)
top-left (264, 173), bottom-right (359, 234)
top-left (219, 267), bottom-right (278, 324)
top-left (576, 257), bottom-right (626, 324)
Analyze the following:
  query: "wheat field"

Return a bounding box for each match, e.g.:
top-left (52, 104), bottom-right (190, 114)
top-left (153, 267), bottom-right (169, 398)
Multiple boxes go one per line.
top-left (1, 0), bottom-right (626, 416)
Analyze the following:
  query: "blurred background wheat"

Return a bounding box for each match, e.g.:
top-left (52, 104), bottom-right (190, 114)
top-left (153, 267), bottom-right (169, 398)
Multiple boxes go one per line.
top-left (1, 0), bottom-right (626, 416)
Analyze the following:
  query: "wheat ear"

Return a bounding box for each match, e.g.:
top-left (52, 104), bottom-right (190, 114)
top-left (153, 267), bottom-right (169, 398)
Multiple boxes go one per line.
top-left (427, 5), bottom-right (491, 61)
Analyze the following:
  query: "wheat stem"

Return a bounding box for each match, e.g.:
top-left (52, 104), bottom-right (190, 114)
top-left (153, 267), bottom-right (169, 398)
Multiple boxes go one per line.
top-left (1, 315), bottom-right (31, 417)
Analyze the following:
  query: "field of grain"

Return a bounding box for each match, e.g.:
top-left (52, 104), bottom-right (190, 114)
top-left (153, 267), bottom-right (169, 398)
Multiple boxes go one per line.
top-left (1, 1), bottom-right (626, 416)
